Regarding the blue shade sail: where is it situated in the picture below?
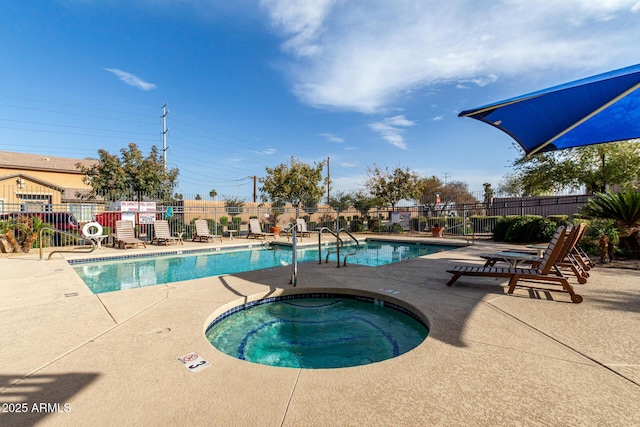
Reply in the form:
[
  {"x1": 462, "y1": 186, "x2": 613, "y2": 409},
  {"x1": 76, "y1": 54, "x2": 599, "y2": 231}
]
[{"x1": 458, "y1": 64, "x2": 640, "y2": 155}]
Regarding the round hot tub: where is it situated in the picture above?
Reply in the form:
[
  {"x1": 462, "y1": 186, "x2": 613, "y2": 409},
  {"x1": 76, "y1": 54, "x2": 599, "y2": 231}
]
[{"x1": 205, "y1": 292, "x2": 429, "y2": 369}]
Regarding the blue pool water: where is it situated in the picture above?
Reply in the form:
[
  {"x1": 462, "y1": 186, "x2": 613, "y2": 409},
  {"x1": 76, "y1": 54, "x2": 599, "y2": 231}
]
[
  {"x1": 73, "y1": 241, "x2": 457, "y2": 294},
  {"x1": 205, "y1": 295, "x2": 429, "y2": 369}
]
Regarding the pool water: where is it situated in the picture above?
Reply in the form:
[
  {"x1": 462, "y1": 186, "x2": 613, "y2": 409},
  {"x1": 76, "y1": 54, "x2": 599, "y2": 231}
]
[
  {"x1": 205, "y1": 296, "x2": 429, "y2": 369},
  {"x1": 73, "y1": 241, "x2": 456, "y2": 294}
]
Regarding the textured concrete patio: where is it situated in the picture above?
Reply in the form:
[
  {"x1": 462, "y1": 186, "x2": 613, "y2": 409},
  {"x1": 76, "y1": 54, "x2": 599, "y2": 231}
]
[{"x1": 1, "y1": 236, "x2": 638, "y2": 426}]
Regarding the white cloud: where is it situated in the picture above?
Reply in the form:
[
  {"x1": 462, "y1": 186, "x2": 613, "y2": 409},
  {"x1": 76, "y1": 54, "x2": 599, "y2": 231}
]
[
  {"x1": 369, "y1": 114, "x2": 415, "y2": 150},
  {"x1": 432, "y1": 116, "x2": 443, "y2": 121},
  {"x1": 262, "y1": 0, "x2": 640, "y2": 112},
  {"x1": 340, "y1": 161, "x2": 358, "y2": 167},
  {"x1": 252, "y1": 148, "x2": 277, "y2": 155},
  {"x1": 104, "y1": 68, "x2": 156, "y2": 90},
  {"x1": 320, "y1": 132, "x2": 344, "y2": 143},
  {"x1": 259, "y1": 0, "x2": 339, "y2": 57}
]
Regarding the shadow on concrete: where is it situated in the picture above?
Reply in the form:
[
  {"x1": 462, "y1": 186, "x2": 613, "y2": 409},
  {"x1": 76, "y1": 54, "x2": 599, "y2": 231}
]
[
  {"x1": 589, "y1": 289, "x2": 640, "y2": 314},
  {"x1": 0, "y1": 372, "x2": 99, "y2": 426}
]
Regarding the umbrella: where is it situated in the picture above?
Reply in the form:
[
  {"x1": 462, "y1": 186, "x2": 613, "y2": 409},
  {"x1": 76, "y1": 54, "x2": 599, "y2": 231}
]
[{"x1": 458, "y1": 63, "x2": 640, "y2": 156}]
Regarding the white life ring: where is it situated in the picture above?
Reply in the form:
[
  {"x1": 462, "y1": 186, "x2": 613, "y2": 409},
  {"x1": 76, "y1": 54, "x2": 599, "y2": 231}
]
[{"x1": 82, "y1": 221, "x2": 103, "y2": 238}]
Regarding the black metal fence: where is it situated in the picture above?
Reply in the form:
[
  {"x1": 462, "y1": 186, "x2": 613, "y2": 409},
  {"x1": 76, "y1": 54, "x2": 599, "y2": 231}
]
[{"x1": 0, "y1": 184, "x2": 596, "y2": 249}]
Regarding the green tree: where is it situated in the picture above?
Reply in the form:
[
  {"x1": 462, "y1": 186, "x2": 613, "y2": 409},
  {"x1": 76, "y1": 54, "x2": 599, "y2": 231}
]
[
  {"x1": 209, "y1": 189, "x2": 217, "y2": 199},
  {"x1": 419, "y1": 176, "x2": 443, "y2": 204},
  {"x1": 503, "y1": 140, "x2": 640, "y2": 194},
  {"x1": 77, "y1": 142, "x2": 179, "y2": 201},
  {"x1": 349, "y1": 190, "x2": 381, "y2": 219},
  {"x1": 365, "y1": 164, "x2": 422, "y2": 209},
  {"x1": 259, "y1": 157, "x2": 327, "y2": 218},
  {"x1": 327, "y1": 191, "x2": 352, "y2": 214},
  {"x1": 419, "y1": 176, "x2": 477, "y2": 214},
  {"x1": 223, "y1": 195, "x2": 245, "y2": 219}
]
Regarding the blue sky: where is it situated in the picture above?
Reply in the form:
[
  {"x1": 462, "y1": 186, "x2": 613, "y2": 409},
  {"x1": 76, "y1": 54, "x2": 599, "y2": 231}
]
[{"x1": 1, "y1": 1, "x2": 639, "y2": 200}]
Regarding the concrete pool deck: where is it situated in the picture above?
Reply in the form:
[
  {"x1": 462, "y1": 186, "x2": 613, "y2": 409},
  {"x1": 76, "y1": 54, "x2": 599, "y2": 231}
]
[{"x1": 1, "y1": 236, "x2": 638, "y2": 426}]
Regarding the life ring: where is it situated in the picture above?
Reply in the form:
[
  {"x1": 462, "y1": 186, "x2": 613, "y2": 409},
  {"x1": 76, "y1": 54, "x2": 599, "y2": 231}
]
[{"x1": 82, "y1": 221, "x2": 103, "y2": 238}]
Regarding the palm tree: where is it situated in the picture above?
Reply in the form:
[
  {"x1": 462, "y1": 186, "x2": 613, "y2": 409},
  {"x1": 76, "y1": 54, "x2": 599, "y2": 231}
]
[
  {"x1": 0, "y1": 217, "x2": 24, "y2": 253},
  {"x1": 20, "y1": 215, "x2": 50, "y2": 253},
  {"x1": 580, "y1": 189, "x2": 640, "y2": 258}
]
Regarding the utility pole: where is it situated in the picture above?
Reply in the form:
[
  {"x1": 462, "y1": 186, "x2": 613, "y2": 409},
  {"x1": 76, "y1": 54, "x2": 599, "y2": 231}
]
[
  {"x1": 161, "y1": 103, "x2": 169, "y2": 170},
  {"x1": 443, "y1": 172, "x2": 450, "y2": 186},
  {"x1": 247, "y1": 176, "x2": 257, "y2": 202}
]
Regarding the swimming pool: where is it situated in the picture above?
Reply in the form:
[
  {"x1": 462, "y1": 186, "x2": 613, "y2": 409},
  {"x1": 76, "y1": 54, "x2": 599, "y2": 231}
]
[
  {"x1": 72, "y1": 240, "x2": 458, "y2": 294},
  {"x1": 205, "y1": 293, "x2": 429, "y2": 369}
]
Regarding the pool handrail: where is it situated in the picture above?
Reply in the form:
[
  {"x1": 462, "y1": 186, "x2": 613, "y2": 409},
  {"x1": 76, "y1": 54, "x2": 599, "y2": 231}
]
[
  {"x1": 39, "y1": 227, "x2": 96, "y2": 260},
  {"x1": 338, "y1": 228, "x2": 360, "y2": 266},
  {"x1": 289, "y1": 226, "x2": 298, "y2": 287},
  {"x1": 281, "y1": 222, "x2": 298, "y2": 241},
  {"x1": 317, "y1": 227, "x2": 360, "y2": 267},
  {"x1": 443, "y1": 220, "x2": 475, "y2": 244},
  {"x1": 317, "y1": 227, "x2": 343, "y2": 266}
]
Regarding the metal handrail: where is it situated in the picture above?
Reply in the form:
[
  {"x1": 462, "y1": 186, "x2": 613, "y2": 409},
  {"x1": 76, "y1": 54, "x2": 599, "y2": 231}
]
[
  {"x1": 289, "y1": 227, "x2": 298, "y2": 287},
  {"x1": 442, "y1": 221, "x2": 475, "y2": 244},
  {"x1": 317, "y1": 227, "x2": 342, "y2": 265},
  {"x1": 338, "y1": 228, "x2": 360, "y2": 266},
  {"x1": 281, "y1": 222, "x2": 298, "y2": 241},
  {"x1": 39, "y1": 227, "x2": 96, "y2": 260},
  {"x1": 317, "y1": 227, "x2": 360, "y2": 267}
]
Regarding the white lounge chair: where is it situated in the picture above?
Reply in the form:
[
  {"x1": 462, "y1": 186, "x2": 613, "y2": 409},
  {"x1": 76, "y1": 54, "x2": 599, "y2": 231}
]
[
  {"x1": 113, "y1": 220, "x2": 146, "y2": 249},
  {"x1": 152, "y1": 220, "x2": 181, "y2": 245},
  {"x1": 296, "y1": 218, "x2": 312, "y2": 237},
  {"x1": 193, "y1": 219, "x2": 223, "y2": 243},
  {"x1": 247, "y1": 218, "x2": 275, "y2": 240}
]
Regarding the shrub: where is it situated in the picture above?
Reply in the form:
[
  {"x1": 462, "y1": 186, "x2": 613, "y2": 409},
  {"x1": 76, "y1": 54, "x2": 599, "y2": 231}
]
[
  {"x1": 389, "y1": 223, "x2": 404, "y2": 234},
  {"x1": 232, "y1": 216, "x2": 242, "y2": 229},
  {"x1": 503, "y1": 216, "x2": 556, "y2": 243},
  {"x1": 493, "y1": 215, "x2": 556, "y2": 243},
  {"x1": 493, "y1": 215, "x2": 558, "y2": 243},
  {"x1": 492, "y1": 216, "x2": 520, "y2": 241},
  {"x1": 350, "y1": 219, "x2": 365, "y2": 232},
  {"x1": 374, "y1": 223, "x2": 389, "y2": 233},
  {"x1": 547, "y1": 215, "x2": 569, "y2": 226}
]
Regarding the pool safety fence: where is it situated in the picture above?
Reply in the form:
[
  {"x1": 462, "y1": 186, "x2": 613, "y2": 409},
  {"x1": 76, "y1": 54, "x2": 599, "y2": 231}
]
[{"x1": 1, "y1": 184, "x2": 598, "y2": 250}]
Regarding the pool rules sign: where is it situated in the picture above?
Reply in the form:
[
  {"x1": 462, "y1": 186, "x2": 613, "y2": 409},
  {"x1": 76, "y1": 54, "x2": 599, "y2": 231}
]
[{"x1": 177, "y1": 352, "x2": 211, "y2": 373}]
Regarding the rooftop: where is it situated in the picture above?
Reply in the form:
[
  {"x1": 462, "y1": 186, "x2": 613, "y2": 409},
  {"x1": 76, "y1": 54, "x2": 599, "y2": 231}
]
[{"x1": 0, "y1": 150, "x2": 96, "y2": 173}]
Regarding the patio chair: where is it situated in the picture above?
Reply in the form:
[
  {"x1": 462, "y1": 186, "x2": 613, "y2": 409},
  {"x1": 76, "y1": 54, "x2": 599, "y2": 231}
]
[
  {"x1": 568, "y1": 223, "x2": 595, "y2": 271},
  {"x1": 247, "y1": 218, "x2": 275, "y2": 240},
  {"x1": 296, "y1": 218, "x2": 312, "y2": 237},
  {"x1": 113, "y1": 220, "x2": 147, "y2": 249},
  {"x1": 445, "y1": 226, "x2": 584, "y2": 303},
  {"x1": 151, "y1": 220, "x2": 181, "y2": 245},
  {"x1": 193, "y1": 219, "x2": 223, "y2": 243},
  {"x1": 480, "y1": 223, "x2": 589, "y2": 283}
]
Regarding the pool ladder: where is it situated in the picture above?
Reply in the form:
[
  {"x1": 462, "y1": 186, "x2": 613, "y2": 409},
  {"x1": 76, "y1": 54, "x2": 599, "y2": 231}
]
[{"x1": 317, "y1": 227, "x2": 360, "y2": 267}]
